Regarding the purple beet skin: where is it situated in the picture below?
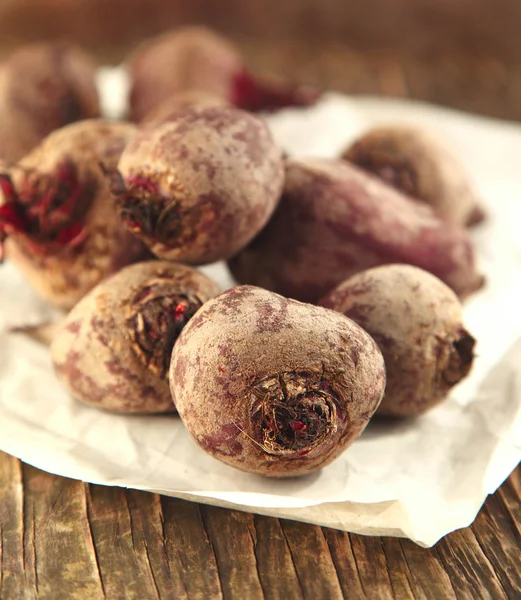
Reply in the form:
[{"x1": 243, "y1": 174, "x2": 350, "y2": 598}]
[
  {"x1": 0, "y1": 120, "x2": 148, "y2": 309},
  {"x1": 128, "y1": 26, "x2": 319, "y2": 123},
  {"x1": 320, "y1": 264, "x2": 476, "y2": 417},
  {"x1": 170, "y1": 285, "x2": 386, "y2": 478},
  {"x1": 229, "y1": 158, "x2": 484, "y2": 304},
  {"x1": 51, "y1": 261, "x2": 220, "y2": 413},
  {"x1": 106, "y1": 105, "x2": 285, "y2": 265},
  {"x1": 0, "y1": 42, "x2": 100, "y2": 165},
  {"x1": 343, "y1": 124, "x2": 485, "y2": 226}
]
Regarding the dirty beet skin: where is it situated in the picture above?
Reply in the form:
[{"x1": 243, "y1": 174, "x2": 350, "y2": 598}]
[
  {"x1": 0, "y1": 42, "x2": 99, "y2": 165},
  {"x1": 141, "y1": 90, "x2": 228, "y2": 128},
  {"x1": 343, "y1": 124, "x2": 485, "y2": 226},
  {"x1": 0, "y1": 120, "x2": 148, "y2": 309},
  {"x1": 320, "y1": 264, "x2": 476, "y2": 417},
  {"x1": 229, "y1": 158, "x2": 484, "y2": 304},
  {"x1": 128, "y1": 26, "x2": 318, "y2": 123},
  {"x1": 106, "y1": 105, "x2": 284, "y2": 265},
  {"x1": 51, "y1": 261, "x2": 220, "y2": 413},
  {"x1": 170, "y1": 285, "x2": 386, "y2": 478}
]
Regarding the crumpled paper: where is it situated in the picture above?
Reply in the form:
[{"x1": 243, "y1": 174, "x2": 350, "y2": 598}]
[{"x1": 1, "y1": 92, "x2": 521, "y2": 548}]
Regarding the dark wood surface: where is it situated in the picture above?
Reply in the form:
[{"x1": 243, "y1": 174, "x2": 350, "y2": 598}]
[
  {"x1": 1, "y1": 452, "x2": 520, "y2": 600},
  {"x1": 1, "y1": 31, "x2": 521, "y2": 600},
  {"x1": 2, "y1": 0, "x2": 521, "y2": 66}
]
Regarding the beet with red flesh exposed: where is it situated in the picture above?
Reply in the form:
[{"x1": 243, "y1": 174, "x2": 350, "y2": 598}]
[
  {"x1": 0, "y1": 120, "x2": 149, "y2": 309},
  {"x1": 319, "y1": 265, "x2": 476, "y2": 417},
  {"x1": 128, "y1": 26, "x2": 319, "y2": 123},
  {"x1": 0, "y1": 161, "x2": 92, "y2": 261},
  {"x1": 170, "y1": 285, "x2": 386, "y2": 478},
  {"x1": 107, "y1": 105, "x2": 285, "y2": 265},
  {"x1": 0, "y1": 42, "x2": 99, "y2": 165},
  {"x1": 343, "y1": 124, "x2": 485, "y2": 226},
  {"x1": 228, "y1": 158, "x2": 484, "y2": 304},
  {"x1": 51, "y1": 261, "x2": 220, "y2": 413},
  {"x1": 229, "y1": 68, "x2": 319, "y2": 113}
]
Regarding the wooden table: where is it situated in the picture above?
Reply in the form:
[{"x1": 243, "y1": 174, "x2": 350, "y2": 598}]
[
  {"x1": 1, "y1": 40, "x2": 521, "y2": 600},
  {"x1": 1, "y1": 453, "x2": 520, "y2": 599}
]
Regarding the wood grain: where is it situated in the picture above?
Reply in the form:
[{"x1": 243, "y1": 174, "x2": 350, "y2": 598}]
[
  {"x1": 0, "y1": 452, "x2": 520, "y2": 600},
  {"x1": 2, "y1": 0, "x2": 521, "y2": 66}
]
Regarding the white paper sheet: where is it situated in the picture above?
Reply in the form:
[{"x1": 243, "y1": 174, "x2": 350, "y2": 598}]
[{"x1": 1, "y1": 92, "x2": 521, "y2": 547}]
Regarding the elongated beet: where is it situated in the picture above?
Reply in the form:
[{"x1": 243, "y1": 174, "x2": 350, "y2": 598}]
[
  {"x1": 343, "y1": 125, "x2": 485, "y2": 226},
  {"x1": 170, "y1": 285, "x2": 386, "y2": 478},
  {"x1": 320, "y1": 265, "x2": 475, "y2": 417},
  {"x1": 229, "y1": 158, "x2": 484, "y2": 304},
  {"x1": 0, "y1": 43, "x2": 99, "y2": 165},
  {"x1": 128, "y1": 26, "x2": 319, "y2": 122},
  {"x1": 106, "y1": 105, "x2": 284, "y2": 264},
  {"x1": 52, "y1": 261, "x2": 220, "y2": 413},
  {"x1": 0, "y1": 120, "x2": 148, "y2": 309}
]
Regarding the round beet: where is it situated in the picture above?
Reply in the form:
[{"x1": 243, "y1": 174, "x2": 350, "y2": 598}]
[
  {"x1": 320, "y1": 265, "x2": 475, "y2": 417},
  {"x1": 0, "y1": 120, "x2": 148, "y2": 309},
  {"x1": 0, "y1": 43, "x2": 99, "y2": 165},
  {"x1": 343, "y1": 125, "x2": 485, "y2": 226},
  {"x1": 141, "y1": 90, "x2": 228, "y2": 128},
  {"x1": 229, "y1": 158, "x2": 484, "y2": 304},
  {"x1": 128, "y1": 26, "x2": 319, "y2": 122},
  {"x1": 170, "y1": 285, "x2": 386, "y2": 478},
  {"x1": 52, "y1": 261, "x2": 220, "y2": 413},
  {"x1": 105, "y1": 105, "x2": 284, "y2": 264}
]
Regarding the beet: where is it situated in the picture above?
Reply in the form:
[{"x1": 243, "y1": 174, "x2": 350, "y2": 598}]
[
  {"x1": 128, "y1": 26, "x2": 319, "y2": 122},
  {"x1": 106, "y1": 105, "x2": 284, "y2": 265},
  {"x1": 141, "y1": 90, "x2": 228, "y2": 128},
  {"x1": 320, "y1": 265, "x2": 476, "y2": 417},
  {"x1": 51, "y1": 261, "x2": 220, "y2": 413},
  {"x1": 229, "y1": 158, "x2": 484, "y2": 304},
  {"x1": 343, "y1": 124, "x2": 485, "y2": 226},
  {"x1": 0, "y1": 43, "x2": 99, "y2": 165},
  {"x1": 170, "y1": 285, "x2": 386, "y2": 478},
  {"x1": 0, "y1": 120, "x2": 148, "y2": 309}
]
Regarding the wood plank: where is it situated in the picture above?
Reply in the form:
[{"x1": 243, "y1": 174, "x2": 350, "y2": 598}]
[
  {"x1": 347, "y1": 534, "x2": 396, "y2": 600},
  {"x1": 434, "y1": 528, "x2": 508, "y2": 600},
  {"x1": 160, "y1": 498, "x2": 224, "y2": 600},
  {"x1": 497, "y1": 471, "x2": 521, "y2": 544},
  {"x1": 20, "y1": 464, "x2": 104, "y2": 600},
  {"x1": 125, "y1": 489, "x2": 190, "y2": 600},
  {"x1": 396, "y1": 539, "x2": 457, "y2": 600},
  {"x1": 322, "y1": 529, "x2": 367, "y2": 600},
  {"x1": 279, "y1": 520, "x2": 344, "y2": 600},
  {"x1": 470, "y1": 493, "x2": 521, "y2": 598},
  {"x1": 380, "y1": 538, "x2": 425, "y2": 600},
  {"x1": 199, "y1": 505, "x2": 265, "y2": 600},
  {"x1": 252, "y1": 515, "x2": 304, "y2": 600},
  {"x1": 0, "y1": 451, "x2": 520, "y2": 599},
  {"x1": 0, "y1": 454, "x2": 27, "y2": 600},
  {"x1": 86, "y1": 485, "x2": 188, "y2": 600}
]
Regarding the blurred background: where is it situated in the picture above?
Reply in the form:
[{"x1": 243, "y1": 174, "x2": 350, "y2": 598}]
[{"x1": 0, "y1": 0, "x2": 519, "y2": 120}]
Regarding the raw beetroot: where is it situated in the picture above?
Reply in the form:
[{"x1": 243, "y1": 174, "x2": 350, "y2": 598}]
[
  {"x1": 0, "y1": 43, "x2": 99, "y2": 165},
  {"x1": 170, "y1": 285, "x2": 386, "y2": 478},
  {"x1": 128, "y1": 26, "x2": 319, "y2": 122},
  {"x1": 51, "y1": 261, "x2": 220, "y2": 413},
  {"x1": 141, "y1": 90, "x2": 228, "y2": 128},
  {"x1": 320, "y1": 265, "x2": 476, "y2": 417},
  {"x1": 0, "y1": 120, "x2": 148, "y2": 309},
  {"x1": 343, "y1": 124, "x2": 485, "y2": 226},
  {"x1": 229, "y1": 158, "x2": 484, "y2": 304},
  {"x1": 106, "y1": 105, "x2": 284, "y2": 265}
]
